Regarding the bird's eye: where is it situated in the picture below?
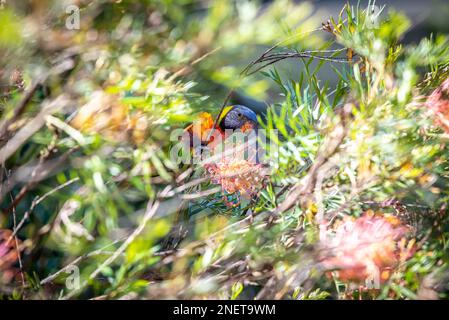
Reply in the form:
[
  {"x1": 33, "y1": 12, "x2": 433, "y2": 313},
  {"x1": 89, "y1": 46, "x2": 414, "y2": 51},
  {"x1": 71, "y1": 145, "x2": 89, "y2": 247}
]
[{"x1": 237, "y1": 112, "x2": 242, "y2": 118}]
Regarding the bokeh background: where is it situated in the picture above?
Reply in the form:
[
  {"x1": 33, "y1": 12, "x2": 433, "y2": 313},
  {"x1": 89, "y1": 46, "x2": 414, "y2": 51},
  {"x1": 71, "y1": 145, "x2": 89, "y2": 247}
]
[{"x1": 1, "y1": 0, "x2": 449, "y2": 300}]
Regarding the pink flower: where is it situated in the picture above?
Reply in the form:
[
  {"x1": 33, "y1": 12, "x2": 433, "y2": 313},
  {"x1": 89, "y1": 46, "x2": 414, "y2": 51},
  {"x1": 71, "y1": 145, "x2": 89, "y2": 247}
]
[
  {"x1": 0, "y1": 229, "x2": 20, "y2": 284},
  {"x1": 204, "y1": 159, "x2": 268, "y2": 199},
  {"x1": 319, "y1": 214, "x2": 413, "y2": 283},
  {"x1": 425, "y1": 78, "x2": 449, "y2": 133}
]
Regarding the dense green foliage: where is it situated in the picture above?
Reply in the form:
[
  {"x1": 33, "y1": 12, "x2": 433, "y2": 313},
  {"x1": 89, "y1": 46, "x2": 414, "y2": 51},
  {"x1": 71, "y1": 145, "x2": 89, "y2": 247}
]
[{"x1": 1, "y1": 1, "x2": 449, "y2": 300}]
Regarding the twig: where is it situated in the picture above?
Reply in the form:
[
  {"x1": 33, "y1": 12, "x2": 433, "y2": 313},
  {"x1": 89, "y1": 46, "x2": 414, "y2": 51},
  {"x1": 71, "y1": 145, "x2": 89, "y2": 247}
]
[
  {"x1": 240, "y1": 26, "x2": 324, "y2": 77},
  {"x1": 5, "y1": 169, "x2": 25, "y2": 288},
  {"x1": 0, "y1": 59, "x2": 75, "y2": 142},
  {"x1": 273, "y1": 103, "x2": 352, "y2": 214},
  {"x1": 168, "y1": 47, "x2": 223, "y2": 82},
  {"x1": 205, "y1": 89, "x2": 234, "y2": 143},
  {"x1": 0, "y1": 75, "x2": 47, "y2": 141},
  {"x1": 179, "y1": 186, "x2": 221, "y2": 200},
  {"x1": 0, "y1": 94, "x2": 70, "y2": 164},
  {"x1": 40, "y1": 245, "x2": 124, "y2": 286},
  {"x1": 62, "y1": 199, "x2": 160, "y2": 299},
  {"x1": 0, "y1": 147, "x2": 78, "y2": 207},
  {"x1": 5, "y1": 177, "x2": 80, "y2": 246},
  {"x1": 243, "y1": 50, "x2": 352, "y2": 77}
]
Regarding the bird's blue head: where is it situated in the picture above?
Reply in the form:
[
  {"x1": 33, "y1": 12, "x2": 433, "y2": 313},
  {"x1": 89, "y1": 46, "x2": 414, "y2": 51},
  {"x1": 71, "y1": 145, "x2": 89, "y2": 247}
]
[{"x1": 218, "y1": 105, "x2": 258, "y2": 131}]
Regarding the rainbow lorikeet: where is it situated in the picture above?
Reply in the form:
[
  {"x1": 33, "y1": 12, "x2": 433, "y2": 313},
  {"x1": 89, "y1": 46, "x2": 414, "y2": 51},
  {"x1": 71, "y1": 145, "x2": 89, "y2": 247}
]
[{"x1": 183, "y1": 105, "x2": 268, "y2": 202}]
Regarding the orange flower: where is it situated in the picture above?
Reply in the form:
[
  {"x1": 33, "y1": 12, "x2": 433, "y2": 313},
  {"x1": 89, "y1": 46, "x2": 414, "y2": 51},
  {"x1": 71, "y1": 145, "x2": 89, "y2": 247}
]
[
  {"x1": 425, "y1": 78, "x2": 449, "y2": 133},
  {"x1": 319, "y1": 214, "x2": 413, "y2": 284}
]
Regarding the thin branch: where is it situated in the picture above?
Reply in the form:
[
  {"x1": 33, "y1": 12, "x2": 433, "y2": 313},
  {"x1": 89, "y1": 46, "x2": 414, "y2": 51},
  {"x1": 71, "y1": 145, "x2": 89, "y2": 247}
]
[
  {"x1": 0, "y1": 59, "x2": 75, "y2": 142},
  {"x1": 62, "y1": 199, "x2": 161, "y2": 299},
  {"x1": 40, "y1": 244, "x2": 124, "y2": 286},
  {"x1": 273, "y1": 103, "x2": 352, "y2": 214},
  {"x1": 5, "y1": 169, "x2": 26, "y2": 288},
  {"x1": 205, "y1": 89, "x2": 234, "y2": 143},
  {"x1": 5, "y1": 177, "x2": 80, "y2": 246},
  {"x1": 0, "y1": 94, "x2": 70, "y2": 164}
]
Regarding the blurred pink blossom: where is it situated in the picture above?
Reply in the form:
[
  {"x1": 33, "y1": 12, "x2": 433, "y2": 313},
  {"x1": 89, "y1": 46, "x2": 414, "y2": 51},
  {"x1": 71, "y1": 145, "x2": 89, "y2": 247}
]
[
  {"x1": 0, "y1": 229, "x2": 20, "y2": 284},
  {"x1": 425, "y1": 78, "x2": 449, "y2": 133},
  {"x1": 204, "y1": 159, "x2": 268, "y2": 199},
  {"x1": 319, "y1": 214, "x2": 413, "y2": 284}
]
